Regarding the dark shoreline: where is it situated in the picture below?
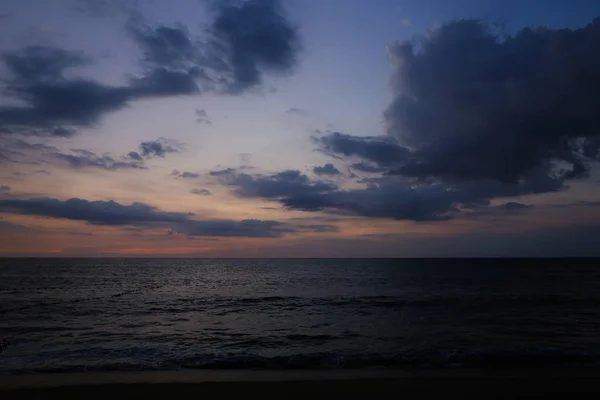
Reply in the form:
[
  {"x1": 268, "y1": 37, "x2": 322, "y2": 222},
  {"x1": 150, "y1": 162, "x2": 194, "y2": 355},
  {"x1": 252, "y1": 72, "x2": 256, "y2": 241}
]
[{"x1": 3, "y1": 370, "x2": 600, "y2": 398}]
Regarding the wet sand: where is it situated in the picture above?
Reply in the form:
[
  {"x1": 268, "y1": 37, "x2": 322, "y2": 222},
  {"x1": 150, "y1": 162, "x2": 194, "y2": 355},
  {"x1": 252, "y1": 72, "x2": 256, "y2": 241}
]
[{"x1": 2, "y1": 370, "x2": 600, "y2": 398}]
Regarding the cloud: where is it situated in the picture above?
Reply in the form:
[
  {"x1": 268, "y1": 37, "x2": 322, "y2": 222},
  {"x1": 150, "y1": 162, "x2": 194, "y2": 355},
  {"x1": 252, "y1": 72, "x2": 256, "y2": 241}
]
[
  {"x1": 384, "y1": 18, "x2": 600, "y2": 184},
  {"x1": 304, "y1": 18, "x2": 600, "y2": 223},
  {"x1": 130, "y1": 23, "x2": 197, "y2": 70},
  {"x1": 36, "y1": 170, "x2": 51, "y2": 175},
  {"x1": 127, "y1": 0, "x2": 301, "y2": 94},
  {"x1": 195, "y1": 108, "x2": 212, "y2": 125},
  {"x1": 171, "y1": 169, "x2": 200, "y2": 179},
  {"x1": 0, "y1": 148, "x2": 24, "y2": 164},
  {"x1": 209, "y1": 167, "x2": 237, "y2": 176},
  {"x1": 293, "y1": 224, "x2": 339, "y2": 233},
  {"x1": 350, "y1": 162, "x2": 388, "y2": 173},
  {"x1": 0, "y1": 197, "x2": 190, "y2": 225},
  {"x1": 313, "y1": 132, "x2": 408, "y2": 167},
  {"x1": 215, "y1": 168, "x2": 483, "y2": 221},
  {"x1": 5, "y1": 139, "x2": 58, "y2": 152},
  {"x1": 191, "y1": 188, "x2": 212, "y2": 195},
  {"x1": 0, "y1": 46, "x2": 132, "y2": 137},
  {"x1": 0, "y1": 138, "x2": 58, "y2": 165},
  {"x1": 138, "y1": 137, "x2": 184, "y2": 157},
  {"x1": 313, "y1": 163, "x2": 340, "y2": 176},
  {"x1": 281, "y1": 181, "x2": 456, "y2": 221},
  {"x1": 125, "y1": 22, "x2": 207, "y2": 97},
  {"x1": 285, "y1": 107, "x2": 306, "y2": 115},
  {"x1": 225, "y1": 170, "x2": 337, "y2": 199},
  {"x1": 0, "y1": 186, "x2": 10, "y2": 194},
  {"x1": 226, "y1": 168, "x2": 551, "y2": 222},
  {"x1": 400, "y1": 18, "x2": 412, "y2": 27},
  {"x1": 0, "y1": 196, "x2": 292, "y2": 237},
  {"x1": 206, "y1": 0, "x2": 301, "y2": 93},
  {"x1": 214, "y1": 168, "x2": 459, "y2": 221},
  {"x1": 0, "y1": 0, "x2": 301, "y2": 137},
  {"x1": 50, "y1": 150, "x2": 145, "y2": 170},
  {"x1": 130, "y1": 67, "x2": 200, "y2": 97},
  {"x1": 128, "y1": 151, "x2": 143, "y2": 161}
]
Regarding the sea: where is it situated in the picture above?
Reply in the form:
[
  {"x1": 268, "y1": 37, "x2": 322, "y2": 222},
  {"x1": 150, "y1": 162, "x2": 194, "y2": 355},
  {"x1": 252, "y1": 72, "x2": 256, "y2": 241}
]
[{"x1": 1, "y1": 258, "x2": 599, "y2": 374}]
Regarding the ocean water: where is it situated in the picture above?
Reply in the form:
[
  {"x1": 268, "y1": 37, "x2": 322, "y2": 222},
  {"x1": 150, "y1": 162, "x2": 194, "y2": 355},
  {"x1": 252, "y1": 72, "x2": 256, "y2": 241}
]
[{"x1": 1, "y1": 258, "x2": 600, "y2": 373}]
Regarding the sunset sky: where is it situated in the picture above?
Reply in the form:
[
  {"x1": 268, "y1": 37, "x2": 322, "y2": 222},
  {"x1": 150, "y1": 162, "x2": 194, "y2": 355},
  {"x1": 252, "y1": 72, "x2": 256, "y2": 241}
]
[{"x1": 1, "y1": 0, "x2": 600, "y2": 257}]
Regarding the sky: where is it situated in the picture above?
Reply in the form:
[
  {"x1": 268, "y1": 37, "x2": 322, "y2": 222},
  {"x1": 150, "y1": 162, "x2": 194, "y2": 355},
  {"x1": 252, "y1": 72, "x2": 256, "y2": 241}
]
[{"x1": 1, "y1": 0, "x2": 600, "y2": 257}]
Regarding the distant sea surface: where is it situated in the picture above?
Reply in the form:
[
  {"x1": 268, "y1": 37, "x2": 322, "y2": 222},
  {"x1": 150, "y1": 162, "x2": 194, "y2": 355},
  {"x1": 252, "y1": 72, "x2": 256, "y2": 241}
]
[{"x1": 1, "y1": 258, "x2": 600, "y2": 373}]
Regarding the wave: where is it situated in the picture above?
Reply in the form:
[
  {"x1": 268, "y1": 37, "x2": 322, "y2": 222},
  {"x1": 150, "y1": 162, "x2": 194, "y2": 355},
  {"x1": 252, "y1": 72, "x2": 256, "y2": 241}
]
[
  {"x1": 6, "y1": 293, "x2": 600, "y2": 317},
  {"x1": 4, "y1": 348, "x2": 600, "y2": 374}
]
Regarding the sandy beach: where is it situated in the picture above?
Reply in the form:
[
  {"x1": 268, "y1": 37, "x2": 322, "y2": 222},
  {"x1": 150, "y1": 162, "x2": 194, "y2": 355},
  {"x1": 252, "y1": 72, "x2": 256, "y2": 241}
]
[{"x1": 2, "y1": 370, "x2": 600, "y2": 398}]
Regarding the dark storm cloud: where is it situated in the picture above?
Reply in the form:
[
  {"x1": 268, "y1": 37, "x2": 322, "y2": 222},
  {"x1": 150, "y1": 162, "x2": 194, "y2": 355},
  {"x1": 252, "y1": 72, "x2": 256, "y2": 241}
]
[
  {"x1": 384, "y1": 18, "x2": 600, "y2": 183},
  {"x1": 305, "y1": 18, "x2": 600, "y2": 223},
  {"x1": 0, "y1": 196, "x2": 293, "y2": 237},
  {"x1": 0, "y1": 46, "x2": 132, "y2": 136},
  {"x1": 206, "y1": 0, "x2": 301, "y2": 93},
  {"x1": 50, "y1": 151, "x2": 145, "y2": 170},
  {"x1": 138, "y1": 137, "x2": 183, "y2": 157},
  {"x1": 313, "y1": 163, "x2": 340, "y2": 176},
  {"x1": 171, "y1": 170, "x2": 200, "y2": 179},
  {"x1": 281, "y1": 182, "x2": 456, "y2": 221},
  {"x1": 313, "y1": 132, "x2": 408, "y2": 167},
  {"x1": 226, "y1": 170, "x2": 337, "y2": 199},
  {"x1": 126, "y1": 21, "x2": 210, "y2": 97},
  {"x1": 0, "y1": 197, "x2": 190, "y2": 225},
  {"x1": 127, "y1": 0, "x2": 301, "y2": 94},
  {"x1": 2, "y1": 46, "x2": 88, "y2": 82},
  {"x1": 228, "y1": 168, "x2": 550, "y2": 222},
  {"x1": 191, "y1": 188, "x2": 212, "y2": 195},
  {"x1": 216, "y1": 168, "x2": 458, "y2": 221},
  {"x1": 0, "y1": 0, "x2": 301, "y2": 137}
]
